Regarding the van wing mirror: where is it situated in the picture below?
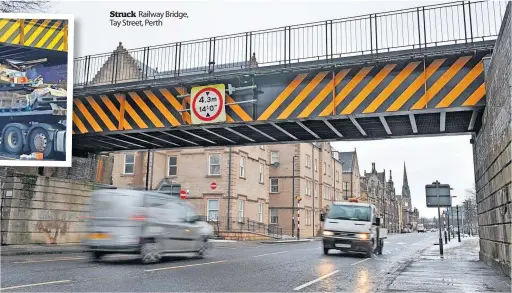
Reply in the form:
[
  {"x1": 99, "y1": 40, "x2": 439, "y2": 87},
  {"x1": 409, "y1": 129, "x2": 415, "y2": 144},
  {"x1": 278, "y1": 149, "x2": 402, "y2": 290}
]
[
  {"x1": 320, "y1": 213, "x2": 325, "y2": 222},
  {"x1": 375, "y1": 217, "x2": 381, "y2": 226}
]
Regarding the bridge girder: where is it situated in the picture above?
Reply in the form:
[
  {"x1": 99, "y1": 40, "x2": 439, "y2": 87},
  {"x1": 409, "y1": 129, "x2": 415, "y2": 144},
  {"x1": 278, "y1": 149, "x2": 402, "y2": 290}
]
[{"x1": 72, "y1": 46, "x2": 489, "y2": 154}]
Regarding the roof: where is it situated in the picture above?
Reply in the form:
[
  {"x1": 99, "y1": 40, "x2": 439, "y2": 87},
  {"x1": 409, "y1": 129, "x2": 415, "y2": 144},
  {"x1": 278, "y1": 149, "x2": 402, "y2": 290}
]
[{"x1": 339, "y1": 151, "x2": 355, "y2": 173}]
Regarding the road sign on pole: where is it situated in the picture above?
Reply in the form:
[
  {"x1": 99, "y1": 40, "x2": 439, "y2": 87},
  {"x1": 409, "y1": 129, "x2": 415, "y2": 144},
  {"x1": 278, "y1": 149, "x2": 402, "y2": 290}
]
[
  {"x1": 210, "y1": 182, "x2": 217, "y2": 190},
  {"x1": 180, "y1": 190, "x2": 187, "y2": 200},
  {"x1": 190, "y1": 84, "x2": 226, "y2": 125}
]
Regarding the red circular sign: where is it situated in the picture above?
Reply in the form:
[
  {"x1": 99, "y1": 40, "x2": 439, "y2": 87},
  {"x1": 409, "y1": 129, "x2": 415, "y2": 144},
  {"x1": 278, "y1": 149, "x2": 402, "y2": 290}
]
[
  {"x1": 180, "y1": 190, "x2": 187, "y2": 200},
  {"x1": 191, "y1": 87, "x2": 224, "y2": 122},
  {"x1": 210, "y1": 182, "x2": 217, "y2": 190}
]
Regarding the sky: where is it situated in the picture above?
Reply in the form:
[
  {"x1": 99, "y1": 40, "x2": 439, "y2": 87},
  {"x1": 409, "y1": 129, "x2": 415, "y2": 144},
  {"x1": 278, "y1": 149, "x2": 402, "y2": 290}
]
[{"x1": 47, "y1": 0, "x2": 480, "y2": 218}]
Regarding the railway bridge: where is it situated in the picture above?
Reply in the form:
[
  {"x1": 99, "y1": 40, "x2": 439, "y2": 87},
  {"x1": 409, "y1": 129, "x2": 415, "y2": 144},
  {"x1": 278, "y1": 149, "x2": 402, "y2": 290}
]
[{"x1": 71, "y1": 1, "x2": 507, "y2": 155}]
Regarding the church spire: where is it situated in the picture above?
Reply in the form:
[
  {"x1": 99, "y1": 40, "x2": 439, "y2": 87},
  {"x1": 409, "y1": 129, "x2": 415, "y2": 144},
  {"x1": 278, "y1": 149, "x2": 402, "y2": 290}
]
[{"x1": 402, "y1": 162, "x2": 410, "y2": 199}]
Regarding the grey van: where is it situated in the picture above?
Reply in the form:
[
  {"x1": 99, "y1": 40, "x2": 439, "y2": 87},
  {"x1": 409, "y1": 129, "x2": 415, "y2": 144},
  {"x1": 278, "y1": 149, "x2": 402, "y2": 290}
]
[{"x1": 83, "y1": 189, "x2": 213, "y2": 264}]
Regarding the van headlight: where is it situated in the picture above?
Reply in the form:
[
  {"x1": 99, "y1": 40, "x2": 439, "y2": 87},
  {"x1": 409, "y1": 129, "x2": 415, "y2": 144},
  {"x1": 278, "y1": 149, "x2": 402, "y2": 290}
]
[
  {"x1": 323, "y1": 231, "x2": 334, "y2": 236},
  {"x1": 357, "y1": 233, "x2": 370, "y2": 240}
]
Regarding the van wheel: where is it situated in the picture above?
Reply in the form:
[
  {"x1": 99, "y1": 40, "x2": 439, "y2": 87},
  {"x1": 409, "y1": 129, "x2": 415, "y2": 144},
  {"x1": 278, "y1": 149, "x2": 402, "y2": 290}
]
[
  {"x1": 140, "y1": 242, "x2": 162, "y2": 264},
  {"x1": 197, "y1": 237, "x2": 211, "y2": 258},
  {"x1": 91, "y1": 251, "x2": 104, "y2": 261}
]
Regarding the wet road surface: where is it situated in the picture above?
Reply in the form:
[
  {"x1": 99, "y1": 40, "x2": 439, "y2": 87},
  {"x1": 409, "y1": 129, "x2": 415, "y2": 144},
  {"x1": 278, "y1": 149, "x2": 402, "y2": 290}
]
[{"x1": 1, "y1": 233, "x2": 506, "y2": 292}]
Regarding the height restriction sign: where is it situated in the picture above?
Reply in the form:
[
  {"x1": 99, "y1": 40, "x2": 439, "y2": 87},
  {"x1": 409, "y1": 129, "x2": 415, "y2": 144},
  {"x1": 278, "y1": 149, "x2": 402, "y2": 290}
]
[{"x1": 190, "y1": 84, "x2": 226, "y2": 125}]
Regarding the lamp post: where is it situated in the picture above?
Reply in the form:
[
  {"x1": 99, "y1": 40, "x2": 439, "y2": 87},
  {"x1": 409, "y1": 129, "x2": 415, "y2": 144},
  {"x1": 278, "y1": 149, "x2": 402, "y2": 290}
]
[
  {"x1": 432, "y1": 180, "x2": 444, "y2": 255},
  {"x1": 291, "y1": 155, "x2": 299, "y2": 237},
  {"x1": 450, "y1": 195, "x2": 457, "y2": 238},
  {"x1": 456, "y1": 205, "x2": 461, "y2": 242}
]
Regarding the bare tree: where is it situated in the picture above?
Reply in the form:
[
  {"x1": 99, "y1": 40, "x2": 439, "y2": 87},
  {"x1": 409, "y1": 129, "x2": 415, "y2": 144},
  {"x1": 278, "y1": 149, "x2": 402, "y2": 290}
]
[
  {"x1": 463, "y1": 186, "x2": 478, "y2": 235},
  {"x1": 0, "y1": 0, "x2": 50, "y2": 13}
]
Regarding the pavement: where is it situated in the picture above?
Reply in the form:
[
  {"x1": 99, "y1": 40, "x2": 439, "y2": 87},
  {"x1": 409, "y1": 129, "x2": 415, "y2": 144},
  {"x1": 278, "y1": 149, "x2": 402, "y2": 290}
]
[{"x1": 0, "y1": 232, "x2": 509, "y2": 292}]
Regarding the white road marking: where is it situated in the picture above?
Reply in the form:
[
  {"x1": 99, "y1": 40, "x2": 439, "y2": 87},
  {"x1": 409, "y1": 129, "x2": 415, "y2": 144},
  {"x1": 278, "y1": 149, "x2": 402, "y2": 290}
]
[
  {"x1": 384, "y1": 241, "x2": 391, "y2": 244},
  {"x1": 396, "y1": 242, "x2": 406, "y2": 245},
  {"x1": 0, "y1": 280, "x2": 71, "y2": 291},
  {"x1": 144, "y1": 260, "x2": 226, "y2": 272},
  {"x1": 13, "y1": 257, "x2": 86, "y2": 264},
  {"x1": 293, "y1": 270, "x2": 339, "y2": 291},
  {"x1": 253, "y1": 248, "x2": 317, "y2": 258},
  {"x1": 253, "y1": 250, "x2": 291, "y2": 258},
  {"x1": 351, "y1": 258, "x2": 371, "y2": 265}
]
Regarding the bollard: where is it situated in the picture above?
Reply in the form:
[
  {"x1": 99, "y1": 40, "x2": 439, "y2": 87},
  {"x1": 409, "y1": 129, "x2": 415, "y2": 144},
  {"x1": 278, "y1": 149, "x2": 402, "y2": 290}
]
[{"x1": 444, "y1": 230, "x2": 448, "y2": 244}]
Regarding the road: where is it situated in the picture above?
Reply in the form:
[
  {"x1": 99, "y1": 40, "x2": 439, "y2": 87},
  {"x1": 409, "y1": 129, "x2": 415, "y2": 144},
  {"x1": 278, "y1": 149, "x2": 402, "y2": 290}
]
[{"x1": 1, "y1": 232, "x2": 438, "y2": 292}]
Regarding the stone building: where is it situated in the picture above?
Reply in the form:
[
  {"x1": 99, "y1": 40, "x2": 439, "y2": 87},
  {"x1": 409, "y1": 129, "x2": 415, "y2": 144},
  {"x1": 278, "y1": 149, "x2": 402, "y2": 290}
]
[
  {"x1": 112, "y1": 146, "x2": 271, "y2": 230},
  {"x1": 111, "y1": 142, "x2": 343, "y2": 237},
  {"x1": 360, "y1": 162, "x2": 417, "y2": 233},
  {"x1": 337, "y1": 150, "x2": 361, "y2": 199},
  {"x1": 268, "y1": 142, "x2": 342, "y2": 237}
]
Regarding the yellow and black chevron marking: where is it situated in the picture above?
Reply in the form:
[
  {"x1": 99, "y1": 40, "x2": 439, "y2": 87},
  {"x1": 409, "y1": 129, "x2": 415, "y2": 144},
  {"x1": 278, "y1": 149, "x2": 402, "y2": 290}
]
[
  {"x1": 0, "y1": 18, "x2": 68, "y2": 52},
  {"x1": 257, "y1": 55, "x2": 486, "y2": 121},
  {"x1": 72, "y1": 87, "x2": 253, "y2": 134}
]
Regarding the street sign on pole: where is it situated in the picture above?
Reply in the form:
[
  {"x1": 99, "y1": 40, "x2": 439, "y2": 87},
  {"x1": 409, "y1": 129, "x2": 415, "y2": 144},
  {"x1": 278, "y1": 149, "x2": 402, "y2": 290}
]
[
  {"x1": 210, "y1": 182, "x2": 217, "y2": 190},
  {"x1": 180, "y1": 190, "x2": 187, "y2": 200},
  {"x1": 190, "y1": 84, "x2": 226, "y2": 125},
  {"x1": 425, "y1": 183, "x2": 452, "y2": 207}
]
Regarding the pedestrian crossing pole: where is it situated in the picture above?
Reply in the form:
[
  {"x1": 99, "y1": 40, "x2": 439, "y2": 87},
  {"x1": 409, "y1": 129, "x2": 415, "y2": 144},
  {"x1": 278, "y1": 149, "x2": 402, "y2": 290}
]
[{"x1": 296, "y1": 195, "x2": 302, "y2": 240}]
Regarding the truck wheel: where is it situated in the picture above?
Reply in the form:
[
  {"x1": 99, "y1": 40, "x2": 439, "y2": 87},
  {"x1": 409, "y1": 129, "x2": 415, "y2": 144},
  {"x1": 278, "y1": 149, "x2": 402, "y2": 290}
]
[
  {"x1": 28, "y1": 127, "x2": 53, "y2": 158},
  {"x1": 378, "y1": 240, "x2": 384, "y2": 255},
  {"x1": 3, "y1": 125, "x2": 25, "y2": 155}
]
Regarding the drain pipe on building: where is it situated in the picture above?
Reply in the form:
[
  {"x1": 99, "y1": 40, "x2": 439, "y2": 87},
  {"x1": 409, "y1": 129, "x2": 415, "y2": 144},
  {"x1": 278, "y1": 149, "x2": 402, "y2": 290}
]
[{"x1": 227, "y1": 146, "x2": 232, "y2": 231}]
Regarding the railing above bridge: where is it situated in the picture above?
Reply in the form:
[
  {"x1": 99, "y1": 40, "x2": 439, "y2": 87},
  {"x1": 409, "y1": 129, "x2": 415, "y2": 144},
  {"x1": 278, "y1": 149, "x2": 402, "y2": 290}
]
[{"x1": 73, "y1": 1, "x2": 507, "y2": 88}]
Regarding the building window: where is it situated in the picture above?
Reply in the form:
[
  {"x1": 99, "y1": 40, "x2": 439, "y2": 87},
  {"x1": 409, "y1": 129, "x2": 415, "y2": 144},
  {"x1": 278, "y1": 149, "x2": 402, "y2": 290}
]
[
  {"x1": 305, "y1": 154, "x2": 311, "y2": 168},
  {"x1": 238, "y1": 199, "x2": 244, "y2": 222},
  {"x1": 324, "y1": 162, "x2": 327, "y2": 174},
  {"x1": 207, "y1": 199, "x2": 219, "y2": 221},
  {"x1": 124, "y1": 153, "x2": 135, "y2": 174},
  {"x1": 271, "y1": 151, "x2": 279, "y2": 164},
  {"x1": 306, "y1": 180, "x2": 311, "y2": 196},
  {"x1": 306, "y1": 209, "x2": 312, "y2": 226},
  {"x1": 270, "y1": 208, "x2": 278, "y2": 224},
  {"x1": 168, "y1": 156, "x2": 177, "y2": 176},
  {"x1": 336, "y1": 170, "x2": 339, "y2": 182},
  {"x1": 315, "y1": 159, "x2": 318, "y2": 172},
  {"x1": 259, "y1": 163, "x2": 264, "y2": 183},
  {"x1": 239, "y1": 156, "x2": 245, "y2": 178},
  {"x1": 258, "y1": 203, "x2": 263, "y2": 223},
  {"x1": 314, "y1": 182, "x2": 318, "y2": 198},
  {"x1": 208, "y1": 154, "x2": 221, "y2": 175},
  {"x1": 270, "y1": 178, "x2": 279, "y2": 193}
]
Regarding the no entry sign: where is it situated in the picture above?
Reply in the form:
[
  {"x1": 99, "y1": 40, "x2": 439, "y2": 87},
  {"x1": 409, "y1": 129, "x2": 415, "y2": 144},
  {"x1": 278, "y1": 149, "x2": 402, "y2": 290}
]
[
  {"x1": 210, "y1": 182, "x2": 217, "y2": 190},
  {"x1": 190, "y1": 84, "x2": 226, "y2": 125},
  {"x1": 180, "y1": 190, "x2": 187, "y2": 199}
]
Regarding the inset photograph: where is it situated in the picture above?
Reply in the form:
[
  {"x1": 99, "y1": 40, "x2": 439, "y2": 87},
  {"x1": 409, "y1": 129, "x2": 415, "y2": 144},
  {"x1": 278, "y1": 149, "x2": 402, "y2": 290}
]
[{"x1": 0, "y1": 14, "x2": 73, "y2": 166}]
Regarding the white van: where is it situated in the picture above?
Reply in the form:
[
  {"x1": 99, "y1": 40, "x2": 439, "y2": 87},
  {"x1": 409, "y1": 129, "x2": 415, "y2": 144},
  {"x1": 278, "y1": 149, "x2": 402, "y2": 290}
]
[{"x1": 84, "y1": 189, "x2": 214, "y2": 264}]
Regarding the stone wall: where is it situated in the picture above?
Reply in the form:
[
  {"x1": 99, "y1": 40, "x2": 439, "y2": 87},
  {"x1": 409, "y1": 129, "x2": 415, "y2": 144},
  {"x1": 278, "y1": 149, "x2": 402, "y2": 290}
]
[
  {"x1": 0, "y1": 172, "x2": 94, "y2": 245},
  {"x1": 473, "y1": 2, "x2": 511, "y2": 277}
]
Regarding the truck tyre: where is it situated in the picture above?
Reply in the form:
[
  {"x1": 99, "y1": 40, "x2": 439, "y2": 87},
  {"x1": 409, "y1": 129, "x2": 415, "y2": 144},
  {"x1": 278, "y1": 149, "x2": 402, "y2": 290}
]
[
  {"x1": 2, "y1": 125, "x2": 24, "y2": 155},
  {"x1": 377, "y1": 239, "x2": 384, "y2": 255},
  {"x1": 27, "y1": 126, "x2": 53, "y2": 158}
]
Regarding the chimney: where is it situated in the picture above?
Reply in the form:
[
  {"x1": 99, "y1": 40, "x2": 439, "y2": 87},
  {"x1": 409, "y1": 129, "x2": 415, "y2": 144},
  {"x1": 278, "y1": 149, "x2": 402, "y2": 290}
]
[{"x1": 372, "y1": 162, "x2": 376, "y2": 172}]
